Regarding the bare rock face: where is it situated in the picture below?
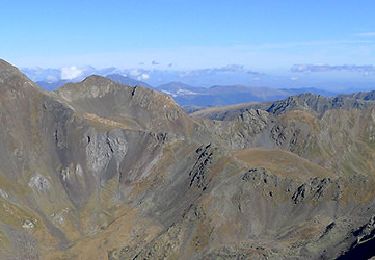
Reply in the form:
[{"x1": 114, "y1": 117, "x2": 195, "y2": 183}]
[
  {"x1": 1, "y1": 59, "x2": 375, "y2": 259},
  {"x1": 28, "y1": 174, "x2": 51, "y2": 192},
  {"x1": 85, "y1": 128, "x2": 127, "y2": 176},
  {"x1": 189, "y1": 144, "x2": 214, "y2": 190}
]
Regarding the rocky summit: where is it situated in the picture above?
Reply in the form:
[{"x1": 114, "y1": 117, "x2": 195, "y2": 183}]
[{"x1": 1, "y1": 59, "x2": 375, "y2": 259}]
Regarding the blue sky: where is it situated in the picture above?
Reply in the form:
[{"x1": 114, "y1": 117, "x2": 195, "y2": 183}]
[{"x1": 1, "y1": 0, "x2": 375, "y2": 70}]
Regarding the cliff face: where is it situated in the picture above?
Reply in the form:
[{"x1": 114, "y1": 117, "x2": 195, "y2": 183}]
[{"x1": 0, "y1": 59, "x2": 375, "y2": 259}]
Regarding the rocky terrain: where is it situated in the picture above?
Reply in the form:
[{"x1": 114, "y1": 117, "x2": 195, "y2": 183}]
[
  {"x1": 1, "y1": 59, "x2": 375, "y2": 259},
  {"x1": 191, "y1": 91, "x2": 375, "y2": 120}
]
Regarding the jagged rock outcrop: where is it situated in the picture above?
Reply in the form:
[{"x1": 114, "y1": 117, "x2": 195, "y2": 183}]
[
  {"x1": 267, "y1": 93, "x2": 331, "y2": 115},
  {"x1": 189, "y1": 144, "x2": 214, "y2": 190}
]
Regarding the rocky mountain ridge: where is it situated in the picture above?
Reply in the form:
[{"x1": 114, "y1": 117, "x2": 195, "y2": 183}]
[
  {"x1": 0, "y1": 59, "x2": 375, "y2": 259},
  {"x1": 192, "y1": 90, "x2": 375, "y2": 121}
]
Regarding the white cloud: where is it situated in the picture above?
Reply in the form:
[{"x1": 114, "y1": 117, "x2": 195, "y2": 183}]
[
  {"x1": 130, "y1": 70, "x2": 150, "y2": 80},
  {"x1": 60, "y1": 66, "x2": 83, "y2": 80},
  {"x1": 137, "y1": 73, "x2": 150, "y2": 80}
]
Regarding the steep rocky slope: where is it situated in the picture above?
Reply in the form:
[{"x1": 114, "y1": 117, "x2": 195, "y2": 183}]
[{"x1": 0, "y1": 59, "x2": 375, "y2": 259}]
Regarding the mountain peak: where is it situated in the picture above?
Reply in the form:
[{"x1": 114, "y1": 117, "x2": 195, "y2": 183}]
[
  {"x1": 0, "y1": 59, "x2": 13, "y2": 68},
  {"x1": 82, "y1": 74, "x2": 110, "y2": 82},
  {"x1": 0, "y1": 59, "x2": 24, "y2": 79},
  {"x1": 106, "y1": 74, "x2": 152, "y2": 88},
  {"x1": 80, "y1": 74, "x2": 114, "y2": 86},
  {"x1": 55, "y1": 75, "x2": 117, "y2": 102},
  {"x1": 55, "y1": 74, "x2": 192, "y2": 133},
  {"x1": 0, "y1": 58, "x2": 41, "y2": 92}
]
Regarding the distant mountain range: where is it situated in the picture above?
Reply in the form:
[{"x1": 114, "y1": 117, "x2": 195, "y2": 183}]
[
  {"x1": 36, "y1": 79, "x2": 72, "y2": 90},
  {"x1": 157, "y1": 81, "x2": 337, "y2": 108},
  {"x1": 34, "y1": 74, "x2": 337, "y2": 108},
  {"x1": 23, "y1": 66, "x2": 375, "y2": 109},
  {"x1": 22, "y1": 64, "x2": 375, "y2": 93}
]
